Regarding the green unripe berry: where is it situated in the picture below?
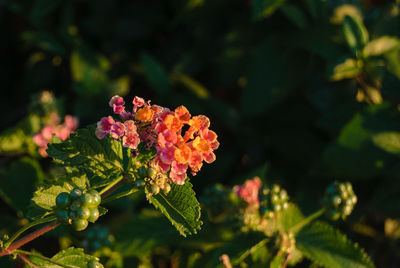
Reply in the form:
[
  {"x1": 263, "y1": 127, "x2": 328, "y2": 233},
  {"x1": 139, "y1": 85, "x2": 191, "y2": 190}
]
[
  {"x1": 280, "y1": 190, "x2": 288, "y2": 201},
  {"x1": 147, "y1": 167, "x2": 157, "y2": 178},
  {"x1": 80, "y1": 193, "x2": 94, "y2": 207},
  {"x1": 282, "y1": 202, "x2": 289, "y2": 210},
  {"x1": 343, "y1": 205, "x2": 353, "y2": 216},
  {"x1": 88, "y1": 208, "x2": 99, "y2": 223},
  {"x1": 72, "y1": 219, "x2": 88, "y2": 231},
  {"x1": 163, "y1": 183, "x2": 171, "y2": 195},
  {"x1": 70, "y1": 200, "x2": 82, "y2": 211},
  {"x1": 271, "y1": 194, "x2": 279, "y2": 204},
  {"x1": 137, "y1": 166, "x2": 147, "y2": 178},
  {"x1": 151, "y1": 185, "x2": 160, "y2": 195},
  {"x1": 70, "y1": 188, "x2": 83, "y2": 199},
  {"x1": 69, "y1": 210, "x2": 78, "y2": 220},
  {"x1": 327, "y1": 209, "x2": 340, "y2": 220},
  {"x1": 135, "y1": 179, "x2": 145, "y2": 188},
  {"x1": 332, "y1": 196, "x2": 342, "y2": 208},
  {"x1": 56, "y1": 192, "x2": 70, "y2": 208},
  {"x1": 261, "y1": 187, "x2": 270, "y2": 196},
  {"x1": 88, "y1": 190, "x2": 101, "y2": 206},
  {"x1": 77, "y1": 207, "x2": 91, "y2": 220},
  {"x1": 272, "y1": 184, "x2": 280, "y2": 193},
  {"x1": 57, "y1": 210, "x2": 70, "y2": 224},
  {"x1": 350, "y1": 195, "x2": 357, "y2": 204},
  {"x1": 87, "y1": 260, "x2": 104, "y2": 268}
]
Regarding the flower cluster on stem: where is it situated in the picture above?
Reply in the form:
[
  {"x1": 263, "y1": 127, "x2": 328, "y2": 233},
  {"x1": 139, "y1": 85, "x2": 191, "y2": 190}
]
[{"x1": 96, "y1": 95, "x2": 219, "y2": 185}]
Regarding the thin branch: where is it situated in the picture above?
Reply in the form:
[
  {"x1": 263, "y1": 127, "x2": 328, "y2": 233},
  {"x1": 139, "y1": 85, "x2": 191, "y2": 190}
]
[
  {"x1": 15, "y1": 249, "x2": 73, "y2": 268},
  {"x1": 18, "y1": 253, "x2": 38, "y2": 268},
  {"x1": 101, "y1": 188, "x2": 139, "y2": 204}
]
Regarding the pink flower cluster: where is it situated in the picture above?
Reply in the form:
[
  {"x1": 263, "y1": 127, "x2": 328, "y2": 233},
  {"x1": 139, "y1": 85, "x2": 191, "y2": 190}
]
[
  {"x1": 33, "y1": 115, "x2": 79, "y2": 157},
  {"x1": 95, "y1": 95, "x2": 219, "y2": 185},
  {"x1": 233, "y1": 177, "x2": 262, "y2": 207}
]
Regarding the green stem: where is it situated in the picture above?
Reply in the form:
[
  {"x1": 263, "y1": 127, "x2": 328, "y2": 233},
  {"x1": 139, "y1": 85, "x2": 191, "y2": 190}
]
[
  {"x1": 4, "y1": 215, "x2": 57, "y2": 248},
  {"x1": 235, "y1": 238, "x2": 269, "y2": 264},
  {"x1": 14, "y1": 249, "x2": 73, "y2": 268},
  {"x1": 99, "y1": 175, "x2": 124, "y2": 196},
  {"x1": 101, "y1": 188, "x2": 139, "y2": 204},
  {"x1": 290, "y1": 208, "x2": 326, "y2": 234}
]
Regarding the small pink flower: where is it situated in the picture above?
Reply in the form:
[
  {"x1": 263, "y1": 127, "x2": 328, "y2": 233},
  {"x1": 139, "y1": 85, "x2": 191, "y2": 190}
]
[
  {"x1": 95, "y1": 128, "x2": 107, "y2": 139},
  {"x1": 33, "y1": 134, "x2": 47, "y2": 147},
  {"x1": 122, "y1": 132, "x2": 140, "y2": 149},
  {"x1": 64, "y1": 115, "x2": 79, "y2": 130},
  {"x1": 155, "y1": 156, "x2": 170, "y2": 173},
  {"x1": 158, "y1": 129, "x2": 178, "y2": 148},
  {"x1": 132, "y1": 96, "x2": 145, "y2": 112},
  {"x1": 171, "y1": 160, "x2": 188, "y2": 175},
  {"x1": 202, "y1": 151, "x2": 216, "y2": 164},
  {"x1": 55, "y1": 127, "x2": 71, "y2": 141},
  {"x1": 233, "y1": 177, "x2": 262, "y2": 206},
  {"x1": 159, "y1": 145, "x2": 176, "y2": 165},
  {"x1": 113, "y1": 104, "x2": 125, "y2": 115},
  {"x1": 124, "y1": 120, "x2": 137, "y2": 133},
  {"x1": 189, "y1": 150, "x2": 203, "y2": 175},
  {"x1": 98, "y1": 116, "x2": 115, "y2": 132},
  {"x1": 41, "y1": 126, "x2": 54, "y2": 140},
  {"x1": 109, "y1": 95, "x2": 125, "y2": 107},
  {"x1": 110, "y1": 122, "x2": 126, "y2": 139},
  {"x1": 169, "y1": 170, "x2": 186, "y2": 185}
]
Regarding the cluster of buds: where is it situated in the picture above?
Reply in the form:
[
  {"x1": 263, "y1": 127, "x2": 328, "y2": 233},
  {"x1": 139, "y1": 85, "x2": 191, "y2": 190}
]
[
  {"x1": 82, "y1": 225, "x2": 114, "y2": 253},
  {"x1": 259, "y1": 184, "x2": 289, "y2": 219},
  {"x1": 278, "y1": 232, "x2": 296, "y2": 255},
  {"x1": 233, "y1": 176, "x2": 262, "y2": 210},
  {"x1": 33, "y1": 114, "x2": 79, "y2": 157},
  {"x1": 322, "y1": 181, "x2": 357, "y2": 220},
  {"x1": 55, "y1": 188, "x2": 101, "y2": 231},
  {"x1": 95, "y1": 95, "x2": 219, "y2": 185},
  {"x1": 134, "y1": 166, "x2": 171, "y2": 197}
]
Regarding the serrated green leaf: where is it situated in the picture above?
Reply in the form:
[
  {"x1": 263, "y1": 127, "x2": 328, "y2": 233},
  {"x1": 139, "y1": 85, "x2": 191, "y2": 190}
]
[
  {"x1": 280, "y1": 203, "x2": 304, "y2": 232},
  {"x1": 30, "y1": 174, "x2": 87, "y2": 216},
  {"x1": 30, "y1": 247, "x2": 98, "y2": 268},
  {"x1": 364, "y1": 36, "x2": 400, "y2": 57},
  {"x1": 296, "y1": 221, "x2": 374, "y2": 268},
  {"x1": 47, "y1": 125, "x2": 123, "y2": 188},
  {"x1": 330, "y1": 58, "x2": 361, "y2": 81},
  {"x1": 343, "y1": 15, "x2": 369, "y2": 54},
  {"x1": 147, "y1": 179, "x2": 202, "y2": 236}
]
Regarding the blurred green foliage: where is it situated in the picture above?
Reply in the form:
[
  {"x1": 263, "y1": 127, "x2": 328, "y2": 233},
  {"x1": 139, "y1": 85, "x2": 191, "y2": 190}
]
[{"x1": 1, "y1": 0, "x2": 400, "y2": 267}]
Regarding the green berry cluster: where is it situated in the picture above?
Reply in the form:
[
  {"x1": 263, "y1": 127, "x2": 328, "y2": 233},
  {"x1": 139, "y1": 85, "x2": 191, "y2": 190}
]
[
  {"x1": 322, "y1": 181, "x2": 357, "y2": 220},
  {"x1": 259, "y1": 184, "x2": 289, "y2": 219},
  {"x1": 82, "y1": 226, "x2": 114, "y2": 252},
  {"x1": 279, "y1": 232, "x2": 295, "y2": 254},
  {"x1": 135, "y1": 166, "x2": 171, "y2": 196},
  {"x1": 55, "y1": 188, "x2": 101, "y2": 231}
]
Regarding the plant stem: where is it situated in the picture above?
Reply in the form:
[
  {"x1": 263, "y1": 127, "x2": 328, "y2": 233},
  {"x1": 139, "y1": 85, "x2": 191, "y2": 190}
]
[
  {"x1": 234, "y1": 238, "x2": 269, "y2": 264},
  {"x1": 289, "y1": 208, "x2": 325, "y2": 234},
  {"x1": 14, "y1": 249, "x2": 73, "y2": 268},
  {"x1": 0, "y1": 221, "x2": 60, "y2": 256},
  {"x1": 4, "y1": 215, "x2": 57, "y2": 248},
  {"x1": 99, "y1": 175, "x2": 125, "y2": 196},
  {"x1": 18, "y1": 253, "x2": 38, "y2": 268},
  {"x1": 102, "y1": 188, "x2": 139, "y2": 204}
]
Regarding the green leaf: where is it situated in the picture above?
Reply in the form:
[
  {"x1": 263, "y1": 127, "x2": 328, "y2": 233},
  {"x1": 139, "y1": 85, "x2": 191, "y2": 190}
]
[
  {"x1": 0, "y1": 157, "x2": 44, "y2": 214},
  {"x1": 280, "y1": 203, "x2": 304, "y2": 232},
  {"x1": 30, "y1": 247, "x2": 98, "y2": 268},
  {"x1": 372, "y1": 132, "x2": 400, "y2": 154},
  {"x1": 281, "y1": 4, "x2": 309, "y2": 29},
  {"x1": 47, "y1": 125, "x2": 123, "y2": 188},
  {"x1": 363, "y1": 36, "x2": 400, "y2": 57},
  {"x1": 252, "y1": 0, "x2": 285, "y2": 20},
  {"x1": 29, "y1": 174, "x2": 87, "y2": 217},
  {"x1": 343, "y1": 15, "x2": 369, "y2": 54},
  {"x1": 330, "y1": 58, "x2": 361, "y2": 81},
  {"x1": 296, "y1": 221, "x2": 374, "y2": 268},
  {"x1": 140, "y1": 52, "x2": 170, "y2": 95},
  {"x1": 147, "y1": 179, "x2": 202, "y2": 236}
]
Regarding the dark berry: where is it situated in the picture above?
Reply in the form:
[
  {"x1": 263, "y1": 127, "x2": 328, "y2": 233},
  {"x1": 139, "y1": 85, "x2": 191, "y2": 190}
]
[
  {"x1": 137, "y1": 166, "x2": 147, "y2": 178},
  {"x1": 57, "y1": 210, "x2": 70, "y2": 224},
  {"x1": 56, "y1": 192, "x2": 70, "y2": 208},
  {"x1": 70, "y1": 199, "x2": 82, "y2": 211},
  {"x1": 70, "y1": 188, "x2": 83, "y2": 199}
]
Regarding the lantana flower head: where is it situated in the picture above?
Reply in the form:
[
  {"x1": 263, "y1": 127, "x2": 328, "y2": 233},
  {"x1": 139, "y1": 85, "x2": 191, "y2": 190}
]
[
  {"x1": 33, "y1": 115, "x2": 79, "y2": 157},
  {"x1": 233, "y1": 176, "x2": 262, "y2": 207},
  {"x1": 95, "y1": 95, "x2": 219, "y2": 185}
]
